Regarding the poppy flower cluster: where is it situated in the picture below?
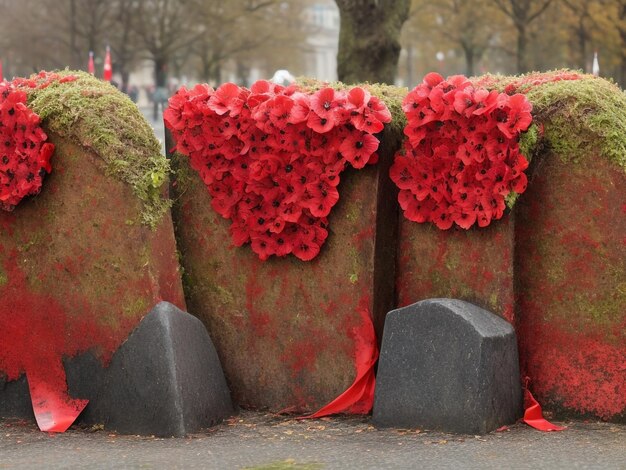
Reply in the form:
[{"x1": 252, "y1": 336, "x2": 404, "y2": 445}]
[
  {"x1": 12, "y1": 70, "x2": 78, "y2": 90},
  {"x1": 165, "y1": 80, "x2": 391, "y2": 260},
  {"x1": 474, "y1": 70, "x2": 583, "y2": 95},
  {"x1": 390, "y1": 72, "x2": 532, "y2": 230},
  {"x1": 0, "y1": 80, "x2": 56, "y2": 211}
]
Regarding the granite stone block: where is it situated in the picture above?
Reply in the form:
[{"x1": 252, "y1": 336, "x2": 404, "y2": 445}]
[{"x1": 373, "y1": 298, "x2": 522, "y2": 434}]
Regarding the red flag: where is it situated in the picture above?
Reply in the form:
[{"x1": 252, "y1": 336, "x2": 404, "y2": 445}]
[
  {"x1": 88, "y1": 51, "x2": 95, "y2": 75},
  {"x1": 103, "y1": 46, "x2": 112, "y2": 82}
]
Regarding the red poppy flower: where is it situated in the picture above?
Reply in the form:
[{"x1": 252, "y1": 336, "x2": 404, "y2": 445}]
[
  {"x1": 431, "y1": 203, "x2": 454, "y2": 230},
  {"x1": 338, "y1": 133, "x2": 379, "y2": 169},
  {"x1": 350, "y1": 93, "x2": 391, "y2": 134},
  {"x1": 310, "y1": 87, "x2": 341, "y2": 119},
  {"x1": 346, "y1": 86, "x2": 370, "y2": 113},
  {"x1": 368, "y1": 96, "x2": 392, "y2": 124},
  {"x1": 38, "y1": 143, "x2": 55, "y2": 173},
  {"x1": 307, "y1": 111, "x2": 336, "y2": 133},
  {"x1": 250, "y1": 232, "x2": 278, "y2": 260},
  {"x1": 423, "y1": 72, "x2": 444, "y2": 88},
  {"x1": 287, "y1": 92, "x2": 311, "y2": 124},
  {"x1": 389, "y1": 156, "x2": 417, "y2": 190},
  {"x1": 304, "y1": 179, "x2": 339, "y2": 217},
  {"x1": 451, "y1": 205, "x2": 477, "y2": 230},
  {"x1": 209, "y1": 82, "x2": 246, "y2": 116}
]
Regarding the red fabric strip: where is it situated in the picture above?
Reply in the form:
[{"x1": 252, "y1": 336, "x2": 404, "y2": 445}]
[
  {"x1": 523, "y1": 378, "x2": 566, "y2": 432},
  {"x1": 303, "y1": 306, "x2": 378, "y2": 418},
  {"x1": 27, "y1": 363, "x2": 88, "y2": 433}
]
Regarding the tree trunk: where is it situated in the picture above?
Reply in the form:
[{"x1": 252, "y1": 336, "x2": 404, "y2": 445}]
[
  {"x1": 335, "y1": 0, "x2": 410, "y2": 84},
  {"x1": 463, "y1": 46, "x2": 475, "y2": 76},
  {"x1": 619, "y1": 3, "x2": 626, "y2": 88},
  {"x1": 576, "y1": 19, "x2": 587, "y2": 72},
  {"x1": 516, "y1": 24, "x2": 528, "y2": 73},
  {"x1": 155, "y1": 57, "x2": 167, "y2": 88},
  {"x1": 69, "y1": 0, "x2": 79, "y2": 69},
  {"x1": 211, "y1": 63, "x2": 222, "y2": 85},
  {"x1": 120, "y1": 69, "x2": 130, "y2": 94}
]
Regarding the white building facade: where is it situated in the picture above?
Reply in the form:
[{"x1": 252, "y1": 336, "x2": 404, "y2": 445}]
[{"x1": 302, "y1": 1, "x2": 340, "y2": 82}]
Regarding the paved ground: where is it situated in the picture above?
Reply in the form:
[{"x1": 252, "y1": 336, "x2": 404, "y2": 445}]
[{"x1": 1, "y1": 411, "x2": 625, "y2": 469}]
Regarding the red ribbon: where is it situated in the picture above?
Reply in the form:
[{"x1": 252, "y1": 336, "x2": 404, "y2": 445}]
[
  {"x1": 522, "y1": 378, "x2": 566, "y2": 432},
  {"x1": 27, "y1": 364, "x2": 88, "y2": 433},
  {"x1": 303, "y1": 306, "x2": 378, "y2": 418}
]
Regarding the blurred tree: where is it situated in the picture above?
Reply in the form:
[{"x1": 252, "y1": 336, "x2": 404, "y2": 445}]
[
  {"x1": 134, "y1": 0, "x2": 201, "y2": 88},
  {"x1": 0, "y1": 0, "x2": 115, "y2": 75},
  {"x1": 188, "y1": 0, "x2": 308, "y2": 84},
  {"x1": 335, "y1": 0, "x2": 410, "y2": 84},
  {"x1": 408, "y1": 0, "x2": 507, "y2": 76},
  {"x1": 599, "y1": 0, "x2": 626, "y2": 86},
  {"x1": 560, "y1": 0, "x2": 601, "y2": 72},
  {"x1": 491, "y1": 0, "x2": 554, "y2": 73},
  {"x1": 3, "y1": 0, "x2": 623, "y2": 89},
  {"x1": 109, "y1": 0, "x2": 143, "y2": 92}
]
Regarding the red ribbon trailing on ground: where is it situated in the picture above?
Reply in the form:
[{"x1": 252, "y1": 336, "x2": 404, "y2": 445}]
[
  {"x1": 303, "y1": 307, "x2": 379, "y2": 418},
  {"x1": 27, "y1": 366, "x2": 88, "y2": 433},
  {"x1": 522, "y1": 378, "x2": 566, "y2": 432}
]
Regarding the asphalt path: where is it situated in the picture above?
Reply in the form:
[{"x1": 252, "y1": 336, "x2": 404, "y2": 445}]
[{"x1": 1, "y1": 411, "x2": 625, "y2": 469}]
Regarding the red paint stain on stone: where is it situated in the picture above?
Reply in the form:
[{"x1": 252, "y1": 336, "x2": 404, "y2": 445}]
[
  {"x1": 519, "y1": 319, "x2": 626, "y2": 419},
  {"x1": 515, "y1": 153, "x2": 625, "y2": 420},
  {"x1": 0, "y1": 213, "x2": 16, "y2": 235},
  {"x1": 0, "y1": 252, "x2": 123, "y2": 384},
  {"x1": 353, "y1": 225, "x2": 375, "y2": 249},
  {"x1": 280, "y1": 339, "x2": 320, "y2": 376}
]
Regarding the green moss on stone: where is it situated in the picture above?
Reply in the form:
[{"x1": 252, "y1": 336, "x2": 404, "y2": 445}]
[
  {"x1": 123, "y1": 297, "x2": 150, "y2": 319},
  {"x1": 519, "y1": 122, "x2": 540, "y2": 163},
  {"x1": 25, "y1": 70, "x2": 171, "y2": 227},
  {"x1": 170, "y1": 152, "x2": 195, "y2": 196},
  {"x1": 214, "y1": 285, "x2": 235, "y2": 305},
  {"x1": 526, "y1": 78, "x2": 626, "y2": 170},
  {"x1": 479, "y1": 71, "x2": 626, "y2": 172}
]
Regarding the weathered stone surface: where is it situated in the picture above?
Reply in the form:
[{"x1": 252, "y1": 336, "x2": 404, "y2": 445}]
[
  {"x1": 465, "y1": 72, "x2": 626, "y2": 422},
  {"x1": 1, "y1": 303, "x2": 234, "y2": 436},
  {"x1": 515, "y1": 151, "x2": 626, "y2": 421},
  {"x1": 0, "y1": 133, "x2": 186, "y2": 418},
  {"x1": 170, "y1": 123, "x2": 401, "y2": 412},
  {"x1": 373, "y1": 299, "x2": 522, "y2": 434},
  {"x1": 395, "y1": 215, "x2": 515, "y2": 323}
]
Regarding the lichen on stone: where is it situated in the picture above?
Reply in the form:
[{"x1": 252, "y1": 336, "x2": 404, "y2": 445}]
[{"x1": 25, "y1": 70, "x2": 171, "y2": 227}]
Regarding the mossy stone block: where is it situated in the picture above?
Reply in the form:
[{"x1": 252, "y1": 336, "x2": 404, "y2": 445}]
[
  {"x1": 170, "y1": 122, "x2": 401, "y2": 411},
  {"x1": 0, "y1": 133, "x2": 185, "y2": 416}
]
